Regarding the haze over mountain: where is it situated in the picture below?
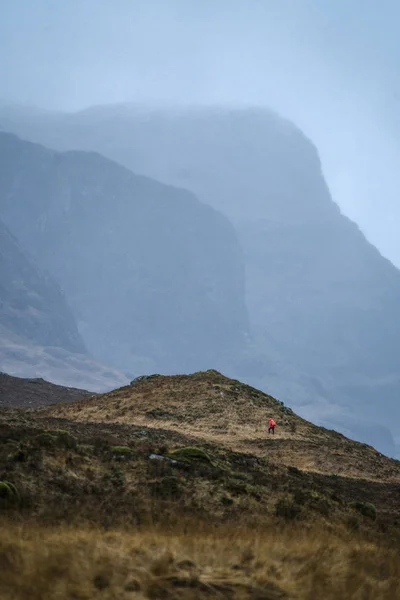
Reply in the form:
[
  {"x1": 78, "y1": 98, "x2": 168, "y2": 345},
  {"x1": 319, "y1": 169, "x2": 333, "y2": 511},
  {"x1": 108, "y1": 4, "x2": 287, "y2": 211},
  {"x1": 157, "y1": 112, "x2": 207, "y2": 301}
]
[
  {"x1": 0, "y1": 211, "x2": 127, "y2": 391},
  {"x1": 0, "y1": 132, "x2": 248, "y2": 378},
  {"x1": 0, "y1": 215, "x2": 83, "y2": 353},
  {"x1": 1, "y1": 0, "x2": 400, "y2": 266}
]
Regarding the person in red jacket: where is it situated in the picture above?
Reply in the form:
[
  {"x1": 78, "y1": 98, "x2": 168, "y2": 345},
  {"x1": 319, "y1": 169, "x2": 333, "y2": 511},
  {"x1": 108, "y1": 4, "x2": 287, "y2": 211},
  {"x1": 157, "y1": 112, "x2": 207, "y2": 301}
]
[{"x1": 268, "y1": 418, "x2": 276, "y2": 434}]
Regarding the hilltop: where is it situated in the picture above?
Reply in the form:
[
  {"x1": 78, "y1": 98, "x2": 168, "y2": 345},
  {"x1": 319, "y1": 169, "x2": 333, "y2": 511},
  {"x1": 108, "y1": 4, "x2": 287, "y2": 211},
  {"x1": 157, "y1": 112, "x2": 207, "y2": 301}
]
[{"x1": 43, "y1": 370, "x2": 400, "y2": 482}]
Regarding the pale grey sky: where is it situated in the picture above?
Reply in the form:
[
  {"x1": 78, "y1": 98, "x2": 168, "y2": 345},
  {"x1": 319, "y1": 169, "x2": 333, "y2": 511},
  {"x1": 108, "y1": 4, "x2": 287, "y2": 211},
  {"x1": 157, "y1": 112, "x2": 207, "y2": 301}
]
[{"x1": 1, "y1": 0, "x2": 400, "y2": 264}]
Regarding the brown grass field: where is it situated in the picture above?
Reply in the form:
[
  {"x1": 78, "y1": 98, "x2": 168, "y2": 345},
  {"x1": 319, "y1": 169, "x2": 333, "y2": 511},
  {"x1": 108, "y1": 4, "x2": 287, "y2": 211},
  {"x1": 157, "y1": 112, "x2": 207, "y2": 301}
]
[
  {"x1": 1, "y1": 370, "x2": 400, "y2": 599},
  {"x1": 1, "y1": 521, "x2": 400, "y2": 599}
]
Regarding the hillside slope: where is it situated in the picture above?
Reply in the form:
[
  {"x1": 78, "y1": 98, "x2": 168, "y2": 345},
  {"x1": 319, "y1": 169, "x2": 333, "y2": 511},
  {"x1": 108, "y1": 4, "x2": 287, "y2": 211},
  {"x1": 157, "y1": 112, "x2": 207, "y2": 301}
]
[
  {"x1": 0, "y1": 132, "x2": 248, "y2": 376},
  {"x1": 44, "y1": 370, "x2": 400, "y2": 482},
  {"x1": 2, "y1": 370, "x2": 400, "y2": 599}
]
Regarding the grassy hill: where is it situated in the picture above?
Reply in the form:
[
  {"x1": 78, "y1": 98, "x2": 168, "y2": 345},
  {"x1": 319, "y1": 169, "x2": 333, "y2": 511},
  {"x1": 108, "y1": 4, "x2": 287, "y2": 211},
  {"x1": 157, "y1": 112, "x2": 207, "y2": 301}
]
[
  {"x1": 43, "y1": 370, "x2": 400, "y2": 482},
  {"x1": 1, "y1": 370, "x2": 400, "y2": 599}
]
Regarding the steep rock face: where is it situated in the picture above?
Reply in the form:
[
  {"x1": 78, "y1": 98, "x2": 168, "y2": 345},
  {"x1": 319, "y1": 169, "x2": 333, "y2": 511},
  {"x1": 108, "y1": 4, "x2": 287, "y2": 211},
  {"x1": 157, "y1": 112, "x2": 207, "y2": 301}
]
[
  {"x1": 4, "y1": 106, "x2": 400, "y2": 434},
  {"x1": 0, "y1": 217, "x2": 84, "y2": 353},
  {"x1": 0, "y1": 132, "x2": 248, "y2": 375}
]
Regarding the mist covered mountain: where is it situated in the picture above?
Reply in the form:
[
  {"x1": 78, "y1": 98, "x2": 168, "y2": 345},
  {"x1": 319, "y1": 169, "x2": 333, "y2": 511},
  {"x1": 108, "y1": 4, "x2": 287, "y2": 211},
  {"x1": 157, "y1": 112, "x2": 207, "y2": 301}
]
[
  {"x1": 0, "y1": 131, "x2": 248, "y2": 376},
  {"x1": 0, "y1": 215, "x2": 83, "y2": 352},
  {"x1": 0, "y1": 213, "x2": 127, "y2": 391}
]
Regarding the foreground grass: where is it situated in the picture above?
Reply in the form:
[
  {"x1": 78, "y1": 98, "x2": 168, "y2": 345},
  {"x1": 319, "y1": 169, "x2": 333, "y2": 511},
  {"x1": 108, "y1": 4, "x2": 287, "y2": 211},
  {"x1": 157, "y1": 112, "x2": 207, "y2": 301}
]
[
  {"x1": 2, "y1": 371, "x2": 400, "y2": 599},
  {"x1": 1, "y1": 522, "x2": 399, "y2": 599}
]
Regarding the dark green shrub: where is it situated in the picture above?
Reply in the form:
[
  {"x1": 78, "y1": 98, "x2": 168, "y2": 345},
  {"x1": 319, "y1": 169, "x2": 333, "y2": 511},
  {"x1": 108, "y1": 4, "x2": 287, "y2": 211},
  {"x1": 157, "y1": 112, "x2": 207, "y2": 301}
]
[
  {"x1": 35, "y1": 432, "x2": 57, "y2": 447},
  {"x1": 0, "y1": 481, "x2": 19, "y2": 507},
  {"x1": 53, "y1": 430, "x2": 78, "y2": 450},
  {"x1": 93, "y1": 574, "x2": 109, "y2": 590},
  {"x1": 1, "y1": 440, "x2": 20, "y2": 460},
  {"x1": 110, "y1": 446, "x2": 134, "y2": 459},
  {"x1": 293, "y1": 488, "x2": 307, "y2": 505},
  {"x1": 287, "y1": 466, "x2": 301, "y2": 476},
  {"x1": 130, "y1": 374, "x2": 161, "y2": 385},
  {"x1": 220, "y1": 494, "x2": 234, "y2": 506},
  {"x1": 226, "y1": 479, "x2": 248, "y2": 495},
  {"x1": 351, "y1": 501, "x2": 377, "y2": 520},
  {"x1": 331, "y1": 493, "x2": 342, "y2": 504},
  {"x1": 168, "y1": 446, "x2": 212, "y2": 464},
  {"x1": 35, "y1": 430, "x2": 78, "y2": 450}
]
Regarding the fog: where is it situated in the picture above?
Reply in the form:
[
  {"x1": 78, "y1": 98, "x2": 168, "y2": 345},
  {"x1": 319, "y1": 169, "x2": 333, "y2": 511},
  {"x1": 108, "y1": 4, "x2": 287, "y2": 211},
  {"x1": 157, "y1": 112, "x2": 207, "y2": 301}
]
[{"x1": 1, "y1": 0, "x2": 400, "y2": 264}]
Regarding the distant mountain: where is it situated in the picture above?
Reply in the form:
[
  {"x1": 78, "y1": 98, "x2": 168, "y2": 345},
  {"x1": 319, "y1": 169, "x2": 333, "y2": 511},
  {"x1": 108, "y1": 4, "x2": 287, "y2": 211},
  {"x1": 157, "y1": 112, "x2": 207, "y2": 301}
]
[
  {"x1": 0, "y1": 132, "x2": 248, "y2": 376},
  {"x1": 0, "y1": 215, "x2": 128, "y2": 391},
  {"x1": 0, "y1": 217, "x2": 83, "y2": 353},
  {"x1": 0, "y1": 372, "x2": 90, "y2": 408},
  {"x1": 2, "y1": 105, "x2": 400, "y2": 456}
]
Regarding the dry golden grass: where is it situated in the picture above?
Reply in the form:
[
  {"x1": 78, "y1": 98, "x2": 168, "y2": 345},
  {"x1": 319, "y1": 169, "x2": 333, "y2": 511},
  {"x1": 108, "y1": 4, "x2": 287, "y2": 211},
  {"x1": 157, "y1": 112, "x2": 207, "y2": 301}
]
[
  {"x1": 42, "y1": 371, "x2": 400, "y2": 482},
  {"x1": 1, "y1": 520, "x2": 400, "y2": 600}
]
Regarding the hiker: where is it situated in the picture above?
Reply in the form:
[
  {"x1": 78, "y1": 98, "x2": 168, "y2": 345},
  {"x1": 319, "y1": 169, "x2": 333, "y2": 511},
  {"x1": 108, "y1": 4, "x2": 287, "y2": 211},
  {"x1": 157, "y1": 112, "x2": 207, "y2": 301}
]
[{"x1": 268, "y1": 418, "x2": 276, "y2": 434}]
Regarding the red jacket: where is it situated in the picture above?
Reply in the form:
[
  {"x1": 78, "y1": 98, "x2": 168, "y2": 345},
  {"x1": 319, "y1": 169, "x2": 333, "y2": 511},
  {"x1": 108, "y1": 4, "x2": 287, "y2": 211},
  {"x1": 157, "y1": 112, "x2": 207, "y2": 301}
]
[{"x1": 269, "y1": 418, "x2": 276, "y2": 428}]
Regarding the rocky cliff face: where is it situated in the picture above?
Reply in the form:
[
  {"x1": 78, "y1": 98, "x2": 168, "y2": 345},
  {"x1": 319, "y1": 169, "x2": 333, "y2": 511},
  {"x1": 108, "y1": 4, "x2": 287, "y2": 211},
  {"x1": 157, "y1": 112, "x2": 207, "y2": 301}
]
[{"x1": 0, "y1": 132, "x2": 248, "y2": 376}]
